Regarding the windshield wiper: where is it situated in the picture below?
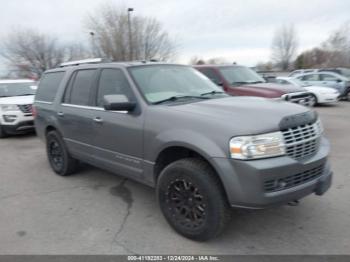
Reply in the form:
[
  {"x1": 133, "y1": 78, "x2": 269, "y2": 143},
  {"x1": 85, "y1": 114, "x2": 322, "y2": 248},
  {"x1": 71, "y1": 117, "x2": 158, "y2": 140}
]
[
  {"x1": 153, "y1": 95, "x2": 209, "y2": 105},
  {"x1": 200, "y1": 90, "x2": 225, "y2": 96}
]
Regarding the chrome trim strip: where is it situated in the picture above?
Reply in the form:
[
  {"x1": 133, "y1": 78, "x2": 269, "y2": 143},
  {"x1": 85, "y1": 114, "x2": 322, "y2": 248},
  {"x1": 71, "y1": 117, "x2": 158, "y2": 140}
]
[
  {"x1": 35, "y1": 100, "x2": 53, "y2": 105},
  {"x1": 61, "y1": 103, "x2": 127, "y2": 114}
]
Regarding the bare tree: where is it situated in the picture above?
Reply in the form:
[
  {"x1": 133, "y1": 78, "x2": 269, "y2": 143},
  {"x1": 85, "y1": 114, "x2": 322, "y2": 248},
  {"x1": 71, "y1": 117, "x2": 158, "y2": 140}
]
[
  {"x1": 0, "y1": 28, "x2": 88, "y2": 78},
  {"x1": 271, "y1": 24, "x2": 298, "y2": 70},
  {"x1": 86, "y1": 4, "x2": 177, "y2": 61},
  {"x1": 322, "y1": 22, "x2": 350, "y2": 67}
]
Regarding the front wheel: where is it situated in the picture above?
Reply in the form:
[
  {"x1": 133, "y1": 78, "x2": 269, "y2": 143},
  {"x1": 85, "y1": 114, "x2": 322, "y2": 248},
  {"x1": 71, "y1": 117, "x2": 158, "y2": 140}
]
[
  {"x1": 157, "y1": 158, "x2": 231, "y2": 241},
  {"x1": 46, "y1": 130, "x2": 78, "y2": 176}
]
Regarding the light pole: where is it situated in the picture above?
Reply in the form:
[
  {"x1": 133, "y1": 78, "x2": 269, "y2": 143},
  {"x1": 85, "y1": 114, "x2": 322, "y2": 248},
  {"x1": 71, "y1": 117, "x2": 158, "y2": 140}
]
[{"x1": 127, "y1": 8, "x2": 134, "y2": 60}]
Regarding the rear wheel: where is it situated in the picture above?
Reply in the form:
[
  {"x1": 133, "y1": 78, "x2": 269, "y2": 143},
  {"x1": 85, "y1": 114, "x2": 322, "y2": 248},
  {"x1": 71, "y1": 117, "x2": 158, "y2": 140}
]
[
  {"x1": 309, "y1": 94, "x2": 317, "y2": 107},
  {"x1": 346, "y1": 89, "x2": 350, "y2": 101},
  {"x1": 46, "y1": 130, "x2": 78, "y2": 176},
  {"x1": 157, "y1": 158, "x2": 231, "y2": 241}
]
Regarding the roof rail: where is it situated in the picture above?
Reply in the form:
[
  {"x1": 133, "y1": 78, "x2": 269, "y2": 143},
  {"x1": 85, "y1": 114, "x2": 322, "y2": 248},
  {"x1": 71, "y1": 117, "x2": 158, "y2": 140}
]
[{"x1": 59, "y1": 58, "x2": 109, "y2": 67}]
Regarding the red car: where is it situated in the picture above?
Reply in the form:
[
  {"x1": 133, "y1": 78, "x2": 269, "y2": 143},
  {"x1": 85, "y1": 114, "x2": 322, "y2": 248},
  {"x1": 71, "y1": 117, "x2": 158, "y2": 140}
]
[{"x1": 195, "y1": 65, "x2": 312, "y2": 106}]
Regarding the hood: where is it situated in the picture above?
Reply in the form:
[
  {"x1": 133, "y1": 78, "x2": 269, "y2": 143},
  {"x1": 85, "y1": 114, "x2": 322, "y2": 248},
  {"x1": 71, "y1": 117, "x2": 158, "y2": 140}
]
[
  {"x1": 169, "y1": 96, "x2": 311, "y2": 135},
  {"x1": 239, "y1": 83, "x2": 306, "y2": 95},
  {"x1": 0, "y1": 95, "x2": 35, "y2": 105}
]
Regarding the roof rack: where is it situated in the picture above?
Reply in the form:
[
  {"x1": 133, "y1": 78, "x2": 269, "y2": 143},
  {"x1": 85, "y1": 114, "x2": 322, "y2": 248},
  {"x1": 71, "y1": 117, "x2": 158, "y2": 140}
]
[{"x1": 59, "y1": 58, "x2": 109, "y2": 67}]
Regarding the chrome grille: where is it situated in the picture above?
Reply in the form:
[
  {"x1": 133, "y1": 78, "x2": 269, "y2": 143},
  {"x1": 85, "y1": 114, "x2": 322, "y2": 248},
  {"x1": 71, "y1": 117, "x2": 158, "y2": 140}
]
[
  {"x1": 264, "y1": 164, "x2": 324, "y2": 193},
  {"x1": 281, "y1": 120, "x2": 322, "y2": 160},
  {"x1": 17, "y1": 104, "x2": 33, "y2": 114}
]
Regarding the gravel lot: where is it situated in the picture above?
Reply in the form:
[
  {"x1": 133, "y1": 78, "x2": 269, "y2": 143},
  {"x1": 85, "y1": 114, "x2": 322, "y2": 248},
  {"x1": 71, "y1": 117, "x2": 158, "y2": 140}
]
[{"x1": 0, "y1": 102, "x2": 349, "y2": 255}]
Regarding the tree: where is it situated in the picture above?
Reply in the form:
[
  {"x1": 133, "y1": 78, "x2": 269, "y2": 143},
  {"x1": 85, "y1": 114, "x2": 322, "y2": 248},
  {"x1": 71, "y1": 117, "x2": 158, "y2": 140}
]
[
  {"x1": 86, "y1": 4, "x2": 177, "y2": 61},
  {"x1": 271, "y1": 24, "x2": 298, "y2": 70},
  {"x1": 0, "y1": 28, "x2": 88, "y2": 78},
  {"x1": 321, "y1": 22, "x2": 350, "y2": 67}
]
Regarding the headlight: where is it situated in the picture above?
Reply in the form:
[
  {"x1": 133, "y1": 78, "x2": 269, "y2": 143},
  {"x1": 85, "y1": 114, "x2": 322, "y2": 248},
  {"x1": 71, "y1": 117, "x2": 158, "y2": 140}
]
[
  {"x1": 230, "y1": 132, "x2": 286, "y2": 160},
  {"x1": 0, "y1": 104, "x2": 19, "y2": 112}
]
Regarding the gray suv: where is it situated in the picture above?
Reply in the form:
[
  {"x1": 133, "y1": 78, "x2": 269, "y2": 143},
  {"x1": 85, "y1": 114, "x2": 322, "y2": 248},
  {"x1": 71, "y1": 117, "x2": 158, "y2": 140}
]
[{"x1": 34, "y1": 59, "x2": 333, "y2": 241}]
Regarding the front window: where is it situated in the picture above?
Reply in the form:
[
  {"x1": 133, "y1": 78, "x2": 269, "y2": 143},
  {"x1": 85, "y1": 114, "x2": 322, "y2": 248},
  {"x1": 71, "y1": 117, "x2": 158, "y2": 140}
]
[
  {"x1": 218, "y1": 66, "x2": 265, "y2": 85},
  {"x1": 129, "y1": 65, "x2": 226, "y2": 104},
  {"x1": 0, "y1": 82, "x2": 37, "y2": 97}
]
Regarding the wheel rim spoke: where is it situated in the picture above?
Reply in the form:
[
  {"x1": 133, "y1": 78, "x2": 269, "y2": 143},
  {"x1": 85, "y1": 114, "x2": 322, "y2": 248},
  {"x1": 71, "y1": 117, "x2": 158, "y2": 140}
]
[{"x1": 166, "y1": 178, "x2": 206, "y2": 228}]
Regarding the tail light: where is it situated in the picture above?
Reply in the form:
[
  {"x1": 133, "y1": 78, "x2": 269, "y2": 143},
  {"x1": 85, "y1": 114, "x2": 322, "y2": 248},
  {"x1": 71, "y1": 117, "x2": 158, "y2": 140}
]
[{"x1": 31, "y1": 105, "x2": 37, "y2": 118}]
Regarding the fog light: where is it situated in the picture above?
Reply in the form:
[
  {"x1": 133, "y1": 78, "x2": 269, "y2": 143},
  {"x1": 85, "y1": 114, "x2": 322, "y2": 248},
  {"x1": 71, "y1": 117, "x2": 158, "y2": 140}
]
[{"x1": 3, "y1": 115, "x2": 17, "y2": 123}]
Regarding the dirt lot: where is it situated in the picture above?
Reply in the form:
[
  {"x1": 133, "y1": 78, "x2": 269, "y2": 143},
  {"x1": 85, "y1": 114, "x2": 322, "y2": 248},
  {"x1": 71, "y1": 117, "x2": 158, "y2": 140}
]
[{"x1": 0, "y1": 102, "x2": 349, "y2": 255}]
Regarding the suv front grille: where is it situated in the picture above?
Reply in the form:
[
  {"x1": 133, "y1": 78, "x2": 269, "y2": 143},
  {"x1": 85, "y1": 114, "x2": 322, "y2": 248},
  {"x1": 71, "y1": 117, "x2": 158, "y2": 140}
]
[
  {"x1": 281, "y1": 120, "x2": 322, "y2": 160},
  {"x1": 18, "y1": 104, "x2": 33, "y2": 115},
  {"x1": 264, "y1": 164, "x2": 324, "y2": 193},
  {"x1": 283, "y1": 92, "x2": 312, "y2": 106}
]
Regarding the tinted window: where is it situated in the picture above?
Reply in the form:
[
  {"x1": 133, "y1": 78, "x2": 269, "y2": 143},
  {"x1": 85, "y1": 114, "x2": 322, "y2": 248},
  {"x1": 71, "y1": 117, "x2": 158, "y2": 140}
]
[
  {"x1": 97, "y1": 69, "x2": 133, "y2": 106},
  {"x1": 36, "y1": 72, "x2": 65, "y2": 102},
  {"x1": 69, "y1": 70, "x2": 96, "y2": 106},
  {"x1": 302, "y1": 74, "x2": 319, "y2": 81},
  {"x1": 199, "y1": 68, "x2": 222, "y2": 85},
  {"x1": 320, "y1": 74, "x2": 338, "y2": 81}
]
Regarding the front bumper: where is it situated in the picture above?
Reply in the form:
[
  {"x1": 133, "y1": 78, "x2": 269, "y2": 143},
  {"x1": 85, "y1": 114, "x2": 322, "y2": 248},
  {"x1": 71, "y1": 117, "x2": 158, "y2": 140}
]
[
  {"x1": 2, "y1": 120, "x2": 35, "y2": 134},
  {"x1": 211, "y1": 137, "x2": 332, "y2": 209}
]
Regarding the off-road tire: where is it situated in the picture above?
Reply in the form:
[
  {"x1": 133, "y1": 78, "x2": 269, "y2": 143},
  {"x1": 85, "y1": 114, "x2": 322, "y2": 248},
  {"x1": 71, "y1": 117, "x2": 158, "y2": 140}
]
[
  {"x1": 157, "y1": 158, "x2": 231, "y2": 241},
  {"x1": 46, "y1": 130, "x2": 78, "y2": 176}
]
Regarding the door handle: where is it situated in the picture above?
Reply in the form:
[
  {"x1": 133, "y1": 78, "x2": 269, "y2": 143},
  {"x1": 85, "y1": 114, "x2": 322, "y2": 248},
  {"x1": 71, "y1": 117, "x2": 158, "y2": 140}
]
[
  {"x1": 93, "y1": 117, "x2": 103, "y2": 123},
  {"x1": 57, "y1": 112, "x2": 64, "y2": 117}
]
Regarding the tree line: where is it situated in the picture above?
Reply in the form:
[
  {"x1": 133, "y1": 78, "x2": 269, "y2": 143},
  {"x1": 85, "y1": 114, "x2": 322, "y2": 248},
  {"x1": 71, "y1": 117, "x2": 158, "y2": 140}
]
[
  {"x1": 257, "y1": 22, "x2": 350, "y2": 71},
  {"x1": 0, "y1": 3, "x2": 177, "y2": 78}
]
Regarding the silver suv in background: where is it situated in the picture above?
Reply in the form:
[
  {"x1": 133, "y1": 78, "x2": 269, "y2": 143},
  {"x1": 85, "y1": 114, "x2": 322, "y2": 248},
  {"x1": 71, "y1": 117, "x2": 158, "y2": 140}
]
[
  {"x1": 294, "y1": 72, "x2": 350, "y2": 100},
  {"x1": 0, "y1": 79, "x2": 37, "y2": 138},
  {"x1": 34, "y1": 59, "x2": 332, "y2": 241}
]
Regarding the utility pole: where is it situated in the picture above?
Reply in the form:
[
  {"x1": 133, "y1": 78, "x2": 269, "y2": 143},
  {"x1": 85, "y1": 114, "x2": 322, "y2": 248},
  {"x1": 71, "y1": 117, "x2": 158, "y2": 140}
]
[{"x1": 127, "y1": 8, "x2": 134, "y2": 61}]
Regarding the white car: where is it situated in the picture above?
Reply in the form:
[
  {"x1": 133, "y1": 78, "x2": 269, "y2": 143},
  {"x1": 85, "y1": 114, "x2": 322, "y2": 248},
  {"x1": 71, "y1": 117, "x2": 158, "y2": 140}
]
[
  {"x1": 0, "y1": 79, "x2": 37, "y2": 138},
  {"x1": 275, "y1": 77, "x2": 339, "y2": 106}
]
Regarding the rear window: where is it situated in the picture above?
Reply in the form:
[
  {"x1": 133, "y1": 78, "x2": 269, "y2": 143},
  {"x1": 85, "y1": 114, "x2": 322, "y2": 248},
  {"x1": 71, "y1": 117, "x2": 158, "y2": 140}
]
[{"x1": 36, "y1": 72, "x2": 65, "y2": 102}]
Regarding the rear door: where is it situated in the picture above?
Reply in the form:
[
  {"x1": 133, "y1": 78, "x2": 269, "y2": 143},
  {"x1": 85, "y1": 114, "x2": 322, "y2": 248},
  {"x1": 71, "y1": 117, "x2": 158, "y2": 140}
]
[
  {"x1": 57, "y1": 69, "x2": 98, "y2": 160},
  {"x1": 89, "y1": 68, "x2": 144, "y2": 180}
]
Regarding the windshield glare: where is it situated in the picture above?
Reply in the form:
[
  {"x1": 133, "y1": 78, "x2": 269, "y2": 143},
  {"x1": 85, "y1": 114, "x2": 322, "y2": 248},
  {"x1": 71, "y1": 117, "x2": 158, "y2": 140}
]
[
  {"x1": 219, "y1": 66, "x2": 265, "y2": 84},
  {"x1": 129, "y1": 65, "x2": 225, "y2": 103},
  {"x1": 0, "y1": 82, "x2": 37, "y2": 97}
]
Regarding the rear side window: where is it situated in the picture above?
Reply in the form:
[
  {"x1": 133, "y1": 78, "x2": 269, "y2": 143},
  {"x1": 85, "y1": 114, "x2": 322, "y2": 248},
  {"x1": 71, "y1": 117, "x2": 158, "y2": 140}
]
[
  {"x1": 65, "y1": 69, "x2": 97, "y2": 106},
  {"x1": 320, "y1": 74, "x2": 338, "y2": 81},
  {"x1": 36, "y1": 72, "x2": 65, "y2": 102}
]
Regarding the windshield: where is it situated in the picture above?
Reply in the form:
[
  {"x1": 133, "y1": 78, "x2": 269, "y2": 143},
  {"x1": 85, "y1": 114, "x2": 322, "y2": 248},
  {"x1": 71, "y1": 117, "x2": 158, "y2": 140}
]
[
  {"x1": 219, "y1": 66, "x2": 266, "y2": 85},
  {"x1": 0, "y1": 82, "x2": 37, "y2": 97},
  {"x1": 129, "y1": 65, "x2": 226, "y2": 104}
]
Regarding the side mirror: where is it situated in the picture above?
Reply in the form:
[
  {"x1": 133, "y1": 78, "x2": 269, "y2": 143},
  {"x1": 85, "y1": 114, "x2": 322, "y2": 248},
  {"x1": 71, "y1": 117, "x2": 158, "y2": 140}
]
[
  {"x1": 336, "y1": 79, "x2": 342, "y2": 83},
  {"x1": 103, "y1": 95, "x2": 136, "y2": 112},
  {"x1": 217, "y1": 81, "x2": 224, "y2": 86}
]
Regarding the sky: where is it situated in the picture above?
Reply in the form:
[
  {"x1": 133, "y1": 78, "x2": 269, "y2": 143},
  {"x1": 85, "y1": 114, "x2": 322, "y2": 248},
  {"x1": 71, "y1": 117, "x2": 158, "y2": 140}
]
[{"x1": 0, "y1": 0, "x2": 349, "y2": 70}]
